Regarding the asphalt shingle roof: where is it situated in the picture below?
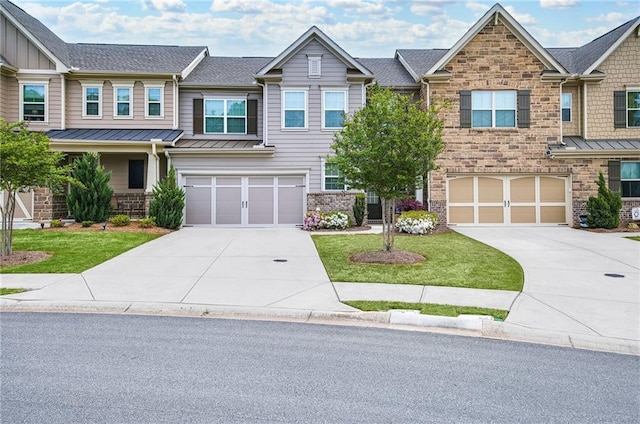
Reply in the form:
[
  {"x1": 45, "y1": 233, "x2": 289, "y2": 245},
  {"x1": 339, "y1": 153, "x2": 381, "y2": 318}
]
[
  {"x1": 357, "y1": 58, "x2": 417, "y2": 87},
  {"x1": 182, "y1": 57, "x2": 273, "y2": 86},
  {"x1": 45, "y1": 128, "x2": 183, "y2": 143},
  {"x1": 1, "y1": 0, "x2": 70, "y2": 66},
  {"x1": 395, "y1": 49, "x2": 448, "y2": 80},
  {"x1": 67, "y1": 44, "x2": 206, "y2": 74}
]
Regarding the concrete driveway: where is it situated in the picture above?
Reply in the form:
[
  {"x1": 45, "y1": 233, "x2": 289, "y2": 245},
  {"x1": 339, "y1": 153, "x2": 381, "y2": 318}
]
[{"x1": 455, "y1": 227, "x2": 640, "y2": 342}]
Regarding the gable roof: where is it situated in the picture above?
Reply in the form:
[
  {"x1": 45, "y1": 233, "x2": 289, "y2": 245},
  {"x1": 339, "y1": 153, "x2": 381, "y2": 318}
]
[
  {"x1": 0, "y1": 0, "x2": 70, "y2": 69},
  {"x1": 256, "y1": 26, "x2": 373, "y2": 77},
  {"x1": 425, "y1": 3, "x2": 567, "y2": 77},
  {"x1": 574, "y1": 17, "x2": 640, "y2": 74},
  {"x1": 395, "y1": 49, "x2": 448, "y2": 82},
  {"x1": 183, "y1": 57, "x2": 273, "y2": 86},
  {"x1": 357, "y1": 58, "x2": 418, "y2": 88},
  {"x1": 67, "y1": 44, "x2": 207, "y2": 75}
]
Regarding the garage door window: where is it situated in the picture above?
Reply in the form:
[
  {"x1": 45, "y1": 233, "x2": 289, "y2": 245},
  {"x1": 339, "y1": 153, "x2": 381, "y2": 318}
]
[{"x1": 621, "y1": 162, "x2": 640, "y2": 197}]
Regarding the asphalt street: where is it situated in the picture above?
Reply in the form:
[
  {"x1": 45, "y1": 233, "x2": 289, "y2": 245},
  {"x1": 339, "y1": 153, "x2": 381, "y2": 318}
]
[{"x1": 1, "y1": 312, "x2": 639, "y2": 423}]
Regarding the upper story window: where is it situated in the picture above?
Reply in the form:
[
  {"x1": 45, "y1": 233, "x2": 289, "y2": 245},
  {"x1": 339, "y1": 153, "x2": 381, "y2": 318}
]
[
  {"x1": 322, "y1": 159, "x2": 346, "y2": 191},
  {"x1": 614, "y1": 89, "x2": 640, "y2": 128},
  {"x1": 621, "y1": 162, "x2": 640, "y2": 197},
  {"x1": 20, "y1": 81, "x2": 48, "y2": 122},
  {"x1": 628, "y1": 91, "x2": 640, "y2": 127},
  {"x1": 308, "y1": 54, "x2": 322, "y2": 77},
  {"x1": 282, "y1": 90, "x2": 307, "y2": 129},
  {"x1": 323, "y1": 91, "x2": 347, "y2": 128},
  {"x1": 562, "y1": 93, "x2": 572, "y2": 122},
  {"x1": 113, "y1": 83, "x2": 134, "y2": 118},
  {"x1": 472, "y1": 91, "x2": 516, "y2": 128},
  {"x1": 81, "y1": 81, "x2": 103, "y2": 119},
  {"x1": 145, "y1": 84, "x2": 164, "y2": 118},
  {"x1": 204, "y1": 99, "x2": 246, "y2": 134}
]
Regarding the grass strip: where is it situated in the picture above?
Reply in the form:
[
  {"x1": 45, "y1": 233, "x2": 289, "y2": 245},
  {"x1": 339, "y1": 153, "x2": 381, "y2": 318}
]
[
  {"x1": 625, "y1": 236, "x2": 640, "y2": 242},
  {"x1": 313, "y1": 232, "x2": 523, "y2": 291},
  {"x1": 344, "y1": 300, "x2": 508, "y2": 321},
  {"x1": 1, "y1": 230, "x2": 160, "y2": 274},
  {"x1": 0, "y1": 288, "x2": 27, "y2": 296}
]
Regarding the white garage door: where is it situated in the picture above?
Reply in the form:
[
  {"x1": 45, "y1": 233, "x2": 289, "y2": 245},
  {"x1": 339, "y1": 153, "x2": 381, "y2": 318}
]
[
  {"x1": 0, "y1": 190, "x2": 34, "y2": 220},
  {"x1": 184, "y1": 176, "x2": 305, "y2": 227},
  {"x1": 447, "y1": 175, "x2": 569, "y2": 225}
]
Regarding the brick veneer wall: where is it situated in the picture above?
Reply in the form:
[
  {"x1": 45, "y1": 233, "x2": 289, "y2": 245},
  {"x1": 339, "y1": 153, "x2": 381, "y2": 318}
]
[
  {"x1": 112, "y1": 192, "x2": 147, "y2": 218},
  {"x1": 307, "y1": 192, "x2": 358, "y2": 225},
  {"x1": 32, "y1": 187, "x2": 68, "y2": 221}
]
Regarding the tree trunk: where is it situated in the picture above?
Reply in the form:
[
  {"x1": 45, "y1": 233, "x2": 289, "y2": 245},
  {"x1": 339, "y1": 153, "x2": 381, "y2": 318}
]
[
  {"x1": 380, "y1": 197, "x2": 396, "y2": 252},
  {"x1": 1, "y1": 189, "x2": 16, "y2": 256}
]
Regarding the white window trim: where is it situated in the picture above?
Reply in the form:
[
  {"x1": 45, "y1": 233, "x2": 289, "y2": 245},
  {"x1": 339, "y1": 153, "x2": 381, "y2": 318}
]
[
  {"x1": 112, "y1": 82, "x2": 135, "y2": 119},
  {"x1": 281, "y1": 88, "x2": 308, "y2": 130},
  {"x1": 321, "y1": 157, "x2": 347, "y2": 191},
  {"x1": 627, "y1": 89, "x2": 640, "y2": 128},
  {"x1": 562, "y1": 92, "x2": 572, "y2": 123},
  {"x1": 203, "y1": 98, "x2": 247, "y2": 134},
  {"x1": 144, "y1": 83, "x2": 165, "y2": 119},
  {"x1": 80, "y1": 81, "x2": 103, "y2": 119},
  {"x1": 321, "y1": 89, "x2": 348, "y2": 129},
  {"x1": 19, "y1": 79, "x2": 49, "y2": 123},
  {"x1": 621, "y1": 161, "x2": 640, "y2": 198},
  {"x1": 307, "y1": 54, "x2": 322, "y2": 78},
  {"x1": 472, "y1": 90, "x2": 517, "y2": 128}
]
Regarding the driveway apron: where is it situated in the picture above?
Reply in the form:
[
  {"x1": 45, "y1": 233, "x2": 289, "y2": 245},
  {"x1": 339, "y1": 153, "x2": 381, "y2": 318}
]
[
  {"x1": 455, "y1": 227, "x2": 640, "y2": 342},
  {"x1": 22, "y1": 228, "x2": 353, "y2": 312}
]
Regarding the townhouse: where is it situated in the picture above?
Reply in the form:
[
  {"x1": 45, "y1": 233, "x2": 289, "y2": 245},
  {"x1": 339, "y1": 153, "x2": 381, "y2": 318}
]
[{"x1": 1, "y1": 1, "x2": 638, "y2": 227}]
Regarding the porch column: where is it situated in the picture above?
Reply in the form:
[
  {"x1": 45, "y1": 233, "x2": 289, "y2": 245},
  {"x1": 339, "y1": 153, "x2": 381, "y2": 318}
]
[{"x1": 145, "y1": 146, "x2": 159, "y2": 193}]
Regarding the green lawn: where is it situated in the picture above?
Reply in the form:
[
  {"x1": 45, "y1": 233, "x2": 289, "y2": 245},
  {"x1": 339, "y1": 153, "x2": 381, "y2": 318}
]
[
  {"x1": 344, "y1": 300, "x2": 508, "y2": 320},
  {"x1": 313, "y1": 232, "x2": 523, "y2": 291},
  {"x1": 626, "y1": 236, "x2": 640, "y2": 242},
  {"x1": 0, "y1": 288, "x2": 27, "y2": 296},
  {"x1": 1, "y1": 230, "x2": 161, "y2": 274}
]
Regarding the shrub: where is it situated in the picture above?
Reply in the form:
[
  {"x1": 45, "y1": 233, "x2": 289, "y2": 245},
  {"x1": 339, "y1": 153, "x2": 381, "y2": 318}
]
[
  {"x1": 138, "y1": 217, "x2": 155, "y2": 229},
  {"x1": 353, "y1": 193, "x2": 366, "y2": 226},
  {"x1": 110, "y1": 214, "x2": 130, "y2": 227},
  {"x1": 66, "y1": 152, "x2": 114, "y2": 223},
  {"x1": 396, "y1": 197, "x2": 425, "y2": 212},
  {"x1": 81, "y1": 220, "x2": 93, "y2": 227},
  {"x1": 303, "y1": 210, "x2": 325, "y2": 231},
  {"x1": 50, "y1": 219, "x2": 63, "y2": 228},
  {"x1": 324, "y1": 211, "x2": 351, "y2": 230},
  {"x1": 396, "y1": 210, "x2": 438, "y2": 235},
  {"x1": 586, "y1": 172, "x2": 622, "y2": 229},
  {"x1": 149, "y1": 166, "x2": 185, "y2": 230}
]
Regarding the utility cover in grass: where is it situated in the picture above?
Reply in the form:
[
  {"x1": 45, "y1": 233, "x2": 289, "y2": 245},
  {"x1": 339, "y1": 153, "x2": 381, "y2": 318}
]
[{"x1": 349, "y1": 250, "x2": 425, "y2": 264}]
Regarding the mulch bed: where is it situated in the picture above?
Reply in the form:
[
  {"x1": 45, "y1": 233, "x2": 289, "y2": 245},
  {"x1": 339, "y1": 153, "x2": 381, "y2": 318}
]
[{"x1": 0, "y1": 251, "x2": 51, "y2": 268}]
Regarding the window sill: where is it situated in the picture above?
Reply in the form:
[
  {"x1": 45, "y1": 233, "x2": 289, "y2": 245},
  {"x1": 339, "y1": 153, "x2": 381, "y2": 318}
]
[
  {"x1": 145, "y1": 116, "x2": 165, "y2": 120},
  {"x1": 113, "y1": 116, "x2": 134, "y2": 119},
  {"x1": 321, "y1": 127, "x2": 344, "y2": 132},
  {"x1": 82, "y1": 116, "x2": 103, "y2": 120},
  {"x1": 466, "y1": 127, "x2": 520, "y2": 133},
  {"x1": 281, "y1": 128, "x2": 309, "y2": 132}
]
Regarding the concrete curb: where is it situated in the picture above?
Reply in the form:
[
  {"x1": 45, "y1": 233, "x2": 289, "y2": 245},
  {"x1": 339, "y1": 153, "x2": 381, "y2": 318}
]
[{"x1": 1, "y1": 299, "x2": 638, "y2": 355}]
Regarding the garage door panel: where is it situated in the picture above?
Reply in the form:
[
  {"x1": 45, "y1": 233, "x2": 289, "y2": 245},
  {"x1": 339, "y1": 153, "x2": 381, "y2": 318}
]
[
  {"x1": 278, "y1": 186, "x2": 304, "y2": 225},
  {"x1": 449, "y1": 206, "x2": 474, "y2": 224},
  {"x1": 510, "y1": 177, "x2": 535, "y2": 203},
  {"x1": 478, "y1": 206, "x2": 504, "y2": 223},
  {"x1": 449, "y1": 178, "x2": 474, "y2": 203},
  {"x1": 540, "y1": 177, "x2": 565, "y2": 203},
  {"x1": 511, "y1": 206, "x2": 536, "y2": 224},
  {"x1": 478, "y1": 177, "x2": 503, "y2": 203},
  {"x1": 216, "y1": 187, "x2": 242, "y2": 225},
  {"x1": 186, "y1": 187, "x2": 212, "y2": 225},
  {"x1": 248, "y1": 186, "x2": 274, "y2": 225},
  {"x1": 541, "y1": 206, "x2": 566, "y2": 223}
]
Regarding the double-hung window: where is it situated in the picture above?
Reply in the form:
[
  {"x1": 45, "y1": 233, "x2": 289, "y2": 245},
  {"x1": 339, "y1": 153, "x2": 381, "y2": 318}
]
[
  {"x1": 20, "y1": 81, "x2": 47, "y2": 122},
  {"x1": 113, "y1": 84, "x2": 134, "y2": 118},
  {"x1": 282, "y1": 90, "x2": 307, "y2": 129},
  {"x1": 145, "y1": 83, "x2": 164, "y2": 118},
  {"x1": 81, "y1": 81, "x2": 103, "y2": 118},
  {"x1": 562, "y1": 93, "x2": 572, "y2": 122},
  {"x1": 323, "y1": 91, "x2": 347, "y2": 128},
  {"x1": 628, "y1": 91, "x2": 640, "y2": 127},
  {"x1": 323, "y1": 159, "x2": 346, "y2": 191},
  {"x1": 204, "y1": 99, "x2": 246, "y2": 134},
  {"x1": 472, "y1": 91, "x2": 516, "y2": 128},
  {"x1": 621, "y1": 162, "x2": 640, "y2": 197}
]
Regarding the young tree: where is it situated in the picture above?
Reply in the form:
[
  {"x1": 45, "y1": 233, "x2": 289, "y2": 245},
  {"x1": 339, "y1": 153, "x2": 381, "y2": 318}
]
[
  {"x1": 149, "y1": 166, "x2": 185, "y2": 230},
  {"x1": 332, "y1": 85, "x2": 445, "y2": 251},
  {"x1": 0, "y1": 120, "x2": 70, "y2": 256},
  {"x1": 66, "y1": 152, "x2": 114, "y2": 223}
]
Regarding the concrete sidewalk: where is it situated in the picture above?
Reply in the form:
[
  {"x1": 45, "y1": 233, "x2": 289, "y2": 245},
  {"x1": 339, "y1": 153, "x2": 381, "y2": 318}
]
[{"x1": 1, "y1": 226, "x2": 639, "y2": 354}]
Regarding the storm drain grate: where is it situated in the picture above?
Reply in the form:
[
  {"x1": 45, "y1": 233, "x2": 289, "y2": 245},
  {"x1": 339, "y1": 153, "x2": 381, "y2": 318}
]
[
  {"x1": 604, "y1": 273, "x2": 625, "y2": 278},
  {"x1": 273, "y1": 259, "x2": 288, "y2": 263}
]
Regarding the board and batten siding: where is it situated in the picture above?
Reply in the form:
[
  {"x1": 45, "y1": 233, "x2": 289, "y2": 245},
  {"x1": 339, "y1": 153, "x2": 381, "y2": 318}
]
[
  {"x1": 179, "y1": 89, "x2": 263, "y2": 140},
  {"x1": 0, "y1": 73, "x2": 16, "y2": 120},
  {"x1": 65, "y1": 79, "x2": 175, "y2": 129},
  {"x1": 0, "y1": 15, "x2": 55, "y2": 70}
]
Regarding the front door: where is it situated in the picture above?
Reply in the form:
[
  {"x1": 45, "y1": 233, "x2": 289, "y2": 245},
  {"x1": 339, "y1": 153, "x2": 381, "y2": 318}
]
[{"x1": 367, "y1": 192, "x2": 382, "y2": 220}]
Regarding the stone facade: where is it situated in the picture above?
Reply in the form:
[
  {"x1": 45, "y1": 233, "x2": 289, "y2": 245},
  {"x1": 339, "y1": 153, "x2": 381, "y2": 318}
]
[
  {"x1": 111, "y1": 192, "x2": 147, "y2": 218},
  {"x1": 32, "y1": 188, "x2": 67, "y2": 222},
  {"x1": 307, "y1": 192, "x2": 358, "y2": 225}
]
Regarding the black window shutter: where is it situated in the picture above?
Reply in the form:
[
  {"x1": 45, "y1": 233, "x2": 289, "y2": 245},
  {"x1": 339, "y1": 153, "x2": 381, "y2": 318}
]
[
  {"x1": 247, "y1": 99, "x2": 258, "y2": 135},
  {"x1": 517, "y1": 90, "x2": 530, "y2": 128},
  {"x1": 608, "y1": 160, "x2": 621, "y2": 193},
  {"x1": 614, "y1": 91, "x2": 626, "y2": 128},
  {"x1": 460, "y1": 90, "x2": 471, "y2": 128},
  {"x1": 193, "y1": 98, "x2": 203, "y2": 134}
]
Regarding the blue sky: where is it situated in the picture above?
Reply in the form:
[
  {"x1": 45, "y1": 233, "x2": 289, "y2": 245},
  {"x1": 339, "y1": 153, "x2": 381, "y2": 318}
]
[{"x1": 15, "y1": 0, "x2": 640, "y2": 57}]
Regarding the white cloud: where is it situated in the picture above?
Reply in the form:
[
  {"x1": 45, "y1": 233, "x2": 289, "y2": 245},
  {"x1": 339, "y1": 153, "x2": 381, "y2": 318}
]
[
  {"x1": 465, "y1": 1, "x2": 490, "y2": 12},
  {"x1": 141, "y1": 0, "x2": 187, "y2": 12},
  {"x1": 586, "y1": 12, "x2": 628, "y2": 23},
  {"x1": 410, "y1": 4, "x2": 446, "y2": 15},
  {"x1": 504, "y1": 5, "x2": 537, "y2": 25},
  {"x1": 325, "y1": 0, "x2": 392, "y2": 16},
  {"x1": 539, "y1": 0, "x2": 579, "y2": 9},
  {"x1": 532, "y1": 26, "x2": 610, "y2": 47}
]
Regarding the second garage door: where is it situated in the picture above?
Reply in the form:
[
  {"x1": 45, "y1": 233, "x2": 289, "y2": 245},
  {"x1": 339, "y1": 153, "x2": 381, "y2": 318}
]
[
  {"x1": 184, "y1": 176, "x2": 305, "y2": 227},
  {"x1": 447, "y1": 175, "x2": 569, "y2": 225}
]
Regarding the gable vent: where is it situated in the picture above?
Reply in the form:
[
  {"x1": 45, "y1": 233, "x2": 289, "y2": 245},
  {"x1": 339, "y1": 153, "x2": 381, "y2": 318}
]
[{"x1": 308, "y1": 54, "x2": 322, "y2": 77}]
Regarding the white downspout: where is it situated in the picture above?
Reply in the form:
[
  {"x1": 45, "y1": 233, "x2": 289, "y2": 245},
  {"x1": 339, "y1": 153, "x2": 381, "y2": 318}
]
[
  {"x1": 172, "y1": 75, "x2": 179, "y2": 130},
  {"x1": 60, "y1": 76, "x2": 66, "y2": 129},
  {"x1": 583, "y1": 83, "x2": 588, "y2": 139},
  {"x1": 422, "y1": 78, "x2": 431, "y2": 209},
  {"x1": 164, "y1": 149, "x2": 172, "y2": 170},
  {"x1": 254, "y1": 80, "x2": 267, "y2": 146}
]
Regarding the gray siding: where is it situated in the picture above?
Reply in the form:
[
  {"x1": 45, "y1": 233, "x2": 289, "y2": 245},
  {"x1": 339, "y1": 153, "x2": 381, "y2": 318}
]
[
  {"x1": 0, "y1": 15, "x2": 55, "y2": 70},
  {"x1": 180, "y1": 88, "x2": 263, "y2": 140},
  {"x1": 65, "y1": 79, "x2": 174, "y2": 129}
]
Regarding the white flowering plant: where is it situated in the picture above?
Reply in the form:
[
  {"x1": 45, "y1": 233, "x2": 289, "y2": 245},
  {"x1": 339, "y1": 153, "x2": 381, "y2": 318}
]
[
  {"x1": 396, "y1": 210, "x2": 438, "y2": 235},
  {"x1": 324, "y1": 211, "x2": 351, "y2": 230}
]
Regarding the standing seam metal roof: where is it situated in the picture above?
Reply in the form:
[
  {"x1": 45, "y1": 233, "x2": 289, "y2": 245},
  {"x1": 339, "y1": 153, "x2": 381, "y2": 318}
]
[{"x1": 45, "y1": 129, "x2": 183, "y2": 142}]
